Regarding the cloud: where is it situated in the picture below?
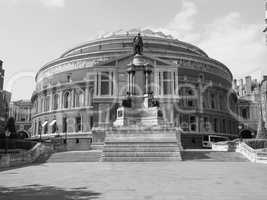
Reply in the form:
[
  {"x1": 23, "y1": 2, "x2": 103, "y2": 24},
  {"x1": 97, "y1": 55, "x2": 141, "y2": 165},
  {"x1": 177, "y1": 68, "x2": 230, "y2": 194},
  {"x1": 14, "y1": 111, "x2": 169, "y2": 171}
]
[
  {"x1": 155, "y1": 0, "x2": 267, "y2": 79},
  {"x1": 39, "y1": 0, "x2": 65, "y2": 7},
  {"x1": 1, "y1": 0, "x2": 65, "y2": 7},
  {"x1": 198, "y1": 12, "x2": 267, "y2": 79},
  {"x1": 154, "y1": 0, "x2": 200, "y2": 42}
]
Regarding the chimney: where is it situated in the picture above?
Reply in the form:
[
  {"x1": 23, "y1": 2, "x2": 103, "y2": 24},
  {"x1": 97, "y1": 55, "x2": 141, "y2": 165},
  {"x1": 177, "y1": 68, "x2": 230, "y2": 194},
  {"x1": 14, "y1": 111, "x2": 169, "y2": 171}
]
[
  {"x1": 239, "y1": 79, "x2": 244, "y2": 96},
  {"x1": 0, "y1": 60, "x2": 4, "y2": 90},
  {"x1": 245, "y1": 76, "x2": 252, "y2": 94}
]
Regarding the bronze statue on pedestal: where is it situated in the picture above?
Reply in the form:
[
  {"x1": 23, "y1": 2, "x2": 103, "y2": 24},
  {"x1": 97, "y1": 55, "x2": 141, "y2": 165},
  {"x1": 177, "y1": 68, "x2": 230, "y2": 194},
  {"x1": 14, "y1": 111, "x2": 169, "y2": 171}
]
[{"x1": 133, "y1": 33, "x2": 143, "y2": 55}]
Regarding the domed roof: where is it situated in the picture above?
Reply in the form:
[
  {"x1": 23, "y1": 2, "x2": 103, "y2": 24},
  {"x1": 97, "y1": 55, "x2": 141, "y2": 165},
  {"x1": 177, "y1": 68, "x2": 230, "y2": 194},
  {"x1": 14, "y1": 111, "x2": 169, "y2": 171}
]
[
  {"x1": 60, "y1": 28, "x2": 209, "y2": 58},
  {"x1": 98, "y1": 28, "x2": 175, "y2": 40},
  {"x1": 36, "y1": 28, "x2": 232, "y2": 85}
]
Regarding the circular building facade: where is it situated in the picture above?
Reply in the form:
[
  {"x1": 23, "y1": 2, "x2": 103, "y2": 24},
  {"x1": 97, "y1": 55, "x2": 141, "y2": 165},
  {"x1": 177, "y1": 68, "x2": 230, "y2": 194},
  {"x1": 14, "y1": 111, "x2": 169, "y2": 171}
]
[{"x1": 31, "y1": 29, "x2": 238, "y2": 149}]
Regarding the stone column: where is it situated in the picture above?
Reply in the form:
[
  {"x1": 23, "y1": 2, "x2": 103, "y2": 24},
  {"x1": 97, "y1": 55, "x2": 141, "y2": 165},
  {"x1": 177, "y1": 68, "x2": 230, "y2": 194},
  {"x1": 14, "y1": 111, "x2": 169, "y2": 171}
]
[
  {"x1": 128, "y1": 72, "x2": 131, "y2": 93},
  {"x1": 145, "y1": 71, "x2": 148, "y2": 94},
  {"x1": 59, "y1": 90, "x2": 63, "y2": 109},
  {"x1": 132, "y1": 72, "x2": 135, "y2": 95},
  {"x1": 71, "y1": 89, "x2": 75, "y2": 108},
  {"x1": 85, "y1": 86, "x2": 89, "y2": 107},
  {"x1": 88, "y1": 87, "x2": 93, "y2": 107},
  {"x1": 49, "y1": 92, "x2": 53, "y2": 111}
]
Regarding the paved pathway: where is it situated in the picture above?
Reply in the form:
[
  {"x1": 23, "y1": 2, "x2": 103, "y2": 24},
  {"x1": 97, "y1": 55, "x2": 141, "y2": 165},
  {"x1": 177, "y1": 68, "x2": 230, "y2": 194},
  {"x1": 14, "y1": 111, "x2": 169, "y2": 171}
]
[{"x1": 0, "y1": 162, "x2": 267, "y2": 200}]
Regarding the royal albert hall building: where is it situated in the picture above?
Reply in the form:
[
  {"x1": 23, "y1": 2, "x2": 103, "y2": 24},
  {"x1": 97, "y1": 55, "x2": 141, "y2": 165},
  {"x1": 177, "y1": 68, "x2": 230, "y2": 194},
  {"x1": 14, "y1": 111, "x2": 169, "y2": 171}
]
[{"x1": 31, "y1": 29, "x2": 238, "y2": 149}]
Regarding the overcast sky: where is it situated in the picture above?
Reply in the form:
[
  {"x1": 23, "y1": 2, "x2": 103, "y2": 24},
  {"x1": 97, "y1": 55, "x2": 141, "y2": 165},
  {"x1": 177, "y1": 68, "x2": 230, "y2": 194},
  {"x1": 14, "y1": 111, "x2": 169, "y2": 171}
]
[{"x1": 0, "y1": 0, "x2": 266, "y2": 100}]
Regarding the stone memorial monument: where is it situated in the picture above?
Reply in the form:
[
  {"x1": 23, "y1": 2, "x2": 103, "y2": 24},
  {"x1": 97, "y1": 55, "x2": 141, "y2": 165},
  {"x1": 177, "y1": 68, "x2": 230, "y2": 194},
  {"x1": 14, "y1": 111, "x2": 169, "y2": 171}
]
[{"x1": 103, "y1": 33, "x2": 182, "y2": 161}]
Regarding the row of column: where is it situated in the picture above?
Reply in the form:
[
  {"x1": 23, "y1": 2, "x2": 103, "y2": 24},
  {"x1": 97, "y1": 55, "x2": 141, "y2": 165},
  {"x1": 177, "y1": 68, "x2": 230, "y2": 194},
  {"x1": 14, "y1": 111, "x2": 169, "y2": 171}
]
[
  {"x1": 127, "y1": 70, "x2": 152, "y2": 95},
  {"x1": 35, "y1": 86, "x2": 94, "y2": 114}
]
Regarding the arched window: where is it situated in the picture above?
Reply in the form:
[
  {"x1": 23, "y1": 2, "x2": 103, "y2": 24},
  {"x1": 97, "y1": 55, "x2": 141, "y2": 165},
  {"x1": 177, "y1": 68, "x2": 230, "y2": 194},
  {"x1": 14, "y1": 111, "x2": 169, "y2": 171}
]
[
  {"x1": 75, "y1": 115, "x2": 82, "y2": 132},
  {"x1": 75, "y1": 90, "x2": 85, "y2": 107},
  {"x1": 53, "y1": 94, "x2": 59, "y2": 110},
  {"x1": 52, "y1": 122, "x2": 57, "y2": 133},
  {"x1": 38, "y1": 121, "x2": 42, "y2": 135},
  {"x1": 179, "y1": 87, "x2": 195, "y2": 107},
  {"x1": 62, "y1": 117, "x2": 67, "y2": 133},
  {"x1": 63, "y1": 91, "x2": 70, "y2": 108},
  {"x1": 162, "y1": 71, "x2": 172, "y2": 95},
  {"x1": 42, "y1": 120, "x2": 48, "y2": 135},
  {"x1": 44, "y1": 96, "x2": 50, "y2": 112},
  {"x1": 211, "y1": 93, "x2": 216, "y2": 109},
  {"x1": 40, "y1": 98, "x2": 44, "y2": 112}
]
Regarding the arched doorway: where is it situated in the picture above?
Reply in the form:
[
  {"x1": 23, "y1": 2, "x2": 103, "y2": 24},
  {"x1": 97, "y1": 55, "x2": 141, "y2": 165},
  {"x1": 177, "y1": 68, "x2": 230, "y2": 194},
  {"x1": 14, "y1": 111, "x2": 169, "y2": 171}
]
[
  {"x1": 17, "y1": 130, "x2": 29, "y2": 139},
  {"x1": 240, "y1": 129, "x2": 253, "y2": 139}
]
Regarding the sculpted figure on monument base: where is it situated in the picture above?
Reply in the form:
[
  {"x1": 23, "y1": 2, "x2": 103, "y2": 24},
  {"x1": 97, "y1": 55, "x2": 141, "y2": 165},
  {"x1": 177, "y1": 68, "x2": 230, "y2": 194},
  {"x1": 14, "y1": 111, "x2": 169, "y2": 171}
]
[{"x1": 133, "y1": 33, "x2": 143, "y2": 55}]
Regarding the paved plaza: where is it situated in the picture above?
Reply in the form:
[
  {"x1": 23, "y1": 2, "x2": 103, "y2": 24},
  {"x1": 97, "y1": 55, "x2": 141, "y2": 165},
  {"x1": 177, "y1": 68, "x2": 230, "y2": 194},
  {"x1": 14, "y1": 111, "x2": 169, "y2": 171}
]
[{"x1": 0, "y1": 161, "x2": 267, "y2": 200}]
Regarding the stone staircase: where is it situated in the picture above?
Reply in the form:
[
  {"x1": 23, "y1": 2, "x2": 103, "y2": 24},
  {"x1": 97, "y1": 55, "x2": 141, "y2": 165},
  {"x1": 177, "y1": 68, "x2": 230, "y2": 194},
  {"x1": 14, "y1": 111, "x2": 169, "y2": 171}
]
[
  {"x1": 47, "y1": 150, "x2": 102, "y2": 163},
  {"x1": 103, "y1": 128, "x2": 182, "y2": 162}
]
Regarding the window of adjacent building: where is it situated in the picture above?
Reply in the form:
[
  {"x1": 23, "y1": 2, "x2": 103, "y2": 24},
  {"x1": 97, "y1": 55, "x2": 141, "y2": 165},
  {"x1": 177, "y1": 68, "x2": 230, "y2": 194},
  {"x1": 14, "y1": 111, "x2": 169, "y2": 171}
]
[
  {"x1": 100, "y1": 72, "x2": 110, "y2": 95},
  {"x1": 38, "y1": 121, "x2": 42, "y2": 135},
  {"x1": 75, "y1": 90, "x2": 85, "y2": 107},
  {"x1": 179, "y1": 114, "x2": 197, "y2": 132},
  {"x1": 53, "y1": 94, "x2": 59, "y2": 110},
  {"x1": 96, "y1": 71, "x2": 114, "y2": 96},
  {"x1": 179, "y1": 87, "x2": 195, "y2": 107},
  {"x1": 241, "y1": 108, "x2": 249, "y2": 119},
  {"x1": 190, "y1": 116, "x2": 197, "y2": 132},
  {"x1": 163, "y1": 71, "x2": 172, "y2": 95},
  {"x1": 63, "y1": 117, "x2": 67, "y2": 133},
  {"x1": 188, "y1": 100, "x2": 194, "y2": 107},
  {"x1": 180, "y1": 114, "x2": 189, "y2": 132},
  {"x1": 63, "y1": 91, "x2": 70, "y2": 108},
  {"x1": 41, "y1": 98, "x2": 44, "y2": 112},
  {"x1": 75, "y1": 116, "x2": 82, "y2": 132},
  {"x1": 44, "y1": 122, "x2": 48, "y2": 135},
  {"x1": 44, "y1": 96, "x2": 50, "y2": 112}
]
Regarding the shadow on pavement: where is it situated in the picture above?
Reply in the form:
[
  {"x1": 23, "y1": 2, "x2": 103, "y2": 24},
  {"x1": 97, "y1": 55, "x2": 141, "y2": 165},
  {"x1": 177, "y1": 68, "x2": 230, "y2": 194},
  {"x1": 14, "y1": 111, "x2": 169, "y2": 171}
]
[
  {"x1": 0, "y1": 184, "x2": 101, "y2": 200},
  {"x1": 182, "y1": 150, "x2": 211, "y2": 161},
  {"x1": 182, "y1": 150, "x2": 248, "y2": 162}
]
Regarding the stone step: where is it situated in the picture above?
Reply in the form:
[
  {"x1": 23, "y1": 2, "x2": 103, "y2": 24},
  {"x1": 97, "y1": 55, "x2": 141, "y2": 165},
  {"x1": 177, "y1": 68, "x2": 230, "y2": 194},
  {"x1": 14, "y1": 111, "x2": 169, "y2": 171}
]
[
  {"x1": 103, "y1": 156, "x2": 181, "y2": 162},
  {"x1": 103, "y1": 128, "x2": 182, "y2": 162},
  {"x1": 104, "y1": 142, "x2": 178, "y2": 145},
  {"x1": 104, "y1": 151, "x2": 180, "y2": 157},
  {"x1": 47, "y1": 150, "x2": 102, "y2": 163},
  {"x1": 103, "y1": 147, "x2": 179, "y2": 152},
  {"x1": 257, "y1": 152, "x2": 267, "y2": 156},
  {"x1": 257, "y1": 156, "x2": 267, "y2": 160},
  {"x1": 105, "y1": 139, "x2": 178, "y2": 143},
  {"x1": 106, "y1": 134, "x2": 177, "y2": 138}
]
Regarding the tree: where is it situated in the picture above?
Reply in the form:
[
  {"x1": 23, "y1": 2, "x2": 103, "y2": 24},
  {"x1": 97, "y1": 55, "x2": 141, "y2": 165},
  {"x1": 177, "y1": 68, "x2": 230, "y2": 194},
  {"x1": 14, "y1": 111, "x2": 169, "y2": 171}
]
[{"x1": 5, "y1": 117, "x2": 16, "y2": 138}]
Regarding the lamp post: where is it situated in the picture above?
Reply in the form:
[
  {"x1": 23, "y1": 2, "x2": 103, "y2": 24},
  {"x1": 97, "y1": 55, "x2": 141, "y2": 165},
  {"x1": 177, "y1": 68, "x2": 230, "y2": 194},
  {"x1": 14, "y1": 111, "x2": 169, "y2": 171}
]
[{"x1": 4, "y1": 130, "x2": 11, "y2": 154}]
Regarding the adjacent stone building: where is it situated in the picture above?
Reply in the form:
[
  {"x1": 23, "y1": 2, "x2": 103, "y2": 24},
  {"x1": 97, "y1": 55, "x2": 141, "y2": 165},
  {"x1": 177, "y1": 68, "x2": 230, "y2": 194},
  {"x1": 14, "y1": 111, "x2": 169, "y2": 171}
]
[
  {"x1": 31, "y1": 29, "x2": 239, "y2": 149},
  {"x1": 233, "y1": 76, "x2": 267, "y2": 138},
  {"x1": 0, "y1": 60, "x2": 11, "y2": 135},
  {"x1": 9, "y1": 100, "x2": 33, "y2": 138}
]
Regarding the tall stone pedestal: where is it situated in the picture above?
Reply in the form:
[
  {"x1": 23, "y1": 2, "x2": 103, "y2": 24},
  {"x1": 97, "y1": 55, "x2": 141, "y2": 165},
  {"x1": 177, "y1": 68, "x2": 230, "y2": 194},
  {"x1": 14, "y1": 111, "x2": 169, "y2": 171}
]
[
  {"x1": 102, "y1": 54, "x2": 182, "y2": 161},
  {"x1": 103, "y1": 127, "x2": 182, "y2": 161}
]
